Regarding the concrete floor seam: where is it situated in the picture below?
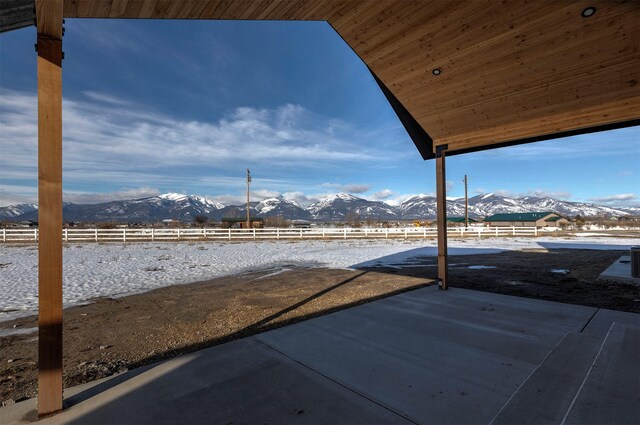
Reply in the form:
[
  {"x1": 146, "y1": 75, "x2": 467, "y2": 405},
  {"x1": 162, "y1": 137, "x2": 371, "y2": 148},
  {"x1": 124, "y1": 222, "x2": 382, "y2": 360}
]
[
  {"x1": 579, "y1": 308, "x2": 601, "y2": 333},
  {"x1": 488, "y1": 330, "x2": 572, "y2": 425},
  {"x1": 253, "y1": 337, "x2": 420, "y2": 425},
  {"x1": 560, "y1": 322, "x2": 617, "y2": 425}
]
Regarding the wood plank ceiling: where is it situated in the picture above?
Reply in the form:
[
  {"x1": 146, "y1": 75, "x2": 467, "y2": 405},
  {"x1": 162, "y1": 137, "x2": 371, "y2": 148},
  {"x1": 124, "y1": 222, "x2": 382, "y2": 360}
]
[{"x1": 16, "y1": 0, "x2": 640, "y2": 157}]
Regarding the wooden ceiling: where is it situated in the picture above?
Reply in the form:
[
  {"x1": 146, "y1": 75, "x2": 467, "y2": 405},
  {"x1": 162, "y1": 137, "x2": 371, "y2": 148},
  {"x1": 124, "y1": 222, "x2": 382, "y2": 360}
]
[{"x1": 5, "y1": 0, "x2": 640, "y2": 158}]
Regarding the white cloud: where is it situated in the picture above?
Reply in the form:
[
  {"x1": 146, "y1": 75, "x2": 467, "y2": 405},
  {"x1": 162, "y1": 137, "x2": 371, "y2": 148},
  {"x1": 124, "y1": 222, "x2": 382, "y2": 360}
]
[
  {"x1": 320, "y1": 183, "x2": 370, "y2": 193},
  {"x1": 63, "y1": 187, "x2": 161, "y2": 204},
  {"x1": 589, "y1": 193, "x2": 637, "y2": 203},
  {"x1": 1, "y1": 89, "x2": 399, "y2": 208},
  {"x1": 209, "y1": 189, "x2": 289, "y2": 206},
  {"x1": 208, "y1": 194, "x2": 245, "y2": 206},
  {"x1": 526, "y1": 189, "x2": 572, "y2": 200},
  {"x1": 82, "y1": 91, "x2": 132, "y2": 106},
  {"x1": 252, "y1": 189, "x2": 281, "y2": 199},
  {"x1": 0, "y1": 186, "x2": 162, "y2": 206},
  {"x1": 282, "y1": 191, "x2": 320, "y2": 207},
  {"x1": 0, "y1": 187, "x2": 37, "y2": 206},
  {"x1": 0, "y1": 89, "x2": 387, "y2": 197},
  {"x1": 372, "y1": 189, "x2": 395, "y2": 200}
]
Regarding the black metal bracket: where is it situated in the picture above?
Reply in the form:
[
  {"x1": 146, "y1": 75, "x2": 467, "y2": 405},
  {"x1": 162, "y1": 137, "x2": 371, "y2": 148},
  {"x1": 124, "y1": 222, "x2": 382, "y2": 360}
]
[
  {"x1": 435, "y1": 144, "x2": 448, "y2": 158},
  {"x1": 369, "y1": 68, "x2": 436, "y2": 161}
]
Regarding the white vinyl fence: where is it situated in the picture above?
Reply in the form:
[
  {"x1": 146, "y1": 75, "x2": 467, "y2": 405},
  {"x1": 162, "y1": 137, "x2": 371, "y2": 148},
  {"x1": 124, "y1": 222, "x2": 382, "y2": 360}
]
[{"x1": 0, "y1": 226, "x2": 538, "y2": 243}]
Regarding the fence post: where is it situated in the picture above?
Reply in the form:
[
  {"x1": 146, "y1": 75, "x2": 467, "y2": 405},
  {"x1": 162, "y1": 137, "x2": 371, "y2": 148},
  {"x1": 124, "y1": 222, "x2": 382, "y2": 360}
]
[
  {"x1": 534, "y1": 227, "x2": 538, "y2": 237},
  {"x1": 253, "y1": 228, "x2": 256, "y2": 240},
  {"x1": 423, "y1": 227, "x2": 426, "y2": 239},
  {"x1": 322, "y1": 228, "x2": 325, "y2": 239},
  {"x1": 2, "y1": 228, "x2": 5, "y2": 243},
  {"x1": 95, "y1": 228, "x2": 98, "y2": 242},
  {"x1": 64, "y1": 228, "x2": 67, "y2": 242},
  {"x1": 34, "y1": 228, "x2": 38, "y2": 242},
  {"x1": 495, "y1": 227, "x2": 498, "y2": 237},
  {"x1": 365, "y1": 228, "x2": 368, "y2": 238},
  {"x1": 344, "y1": 228, "x2": 347, "y2": 240},
  {"x1": 177, "y1": 228, "x2": 181, "y2": 240},
  {"x1": 404, "y1": 228, "x2": 407, "y2": 240},
  {"x1": 151, "y1": 227, "x2": 155, "y2": 242},
  {"x1": 228, "y1": 228, "x2": 231, "y2": 241},
  {"x1": 385, "y1": 228, "x2": 388, "y2": 239},
  {"x1": 512, "y1": 226, "x2": 515, "y2": 236}
]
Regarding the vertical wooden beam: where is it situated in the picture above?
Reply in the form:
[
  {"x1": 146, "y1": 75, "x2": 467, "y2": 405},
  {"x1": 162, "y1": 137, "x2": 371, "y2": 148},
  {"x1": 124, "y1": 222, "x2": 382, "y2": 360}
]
[
  {"x1": 435, "y1": 146, "x2": 448, "y2": 289},
  {"x1": 36, "y1": 0, "x2": 64, "y2": 417}
]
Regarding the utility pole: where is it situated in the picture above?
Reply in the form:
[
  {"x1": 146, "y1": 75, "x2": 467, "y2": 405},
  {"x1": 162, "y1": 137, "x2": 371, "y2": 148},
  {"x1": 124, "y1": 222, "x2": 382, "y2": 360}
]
[
  {"x1": 464, "y1": 174, "x2": 469, "y2": 227},
  {"x1": 246, "y1": 168, "x2": 251, "y2": 229}
]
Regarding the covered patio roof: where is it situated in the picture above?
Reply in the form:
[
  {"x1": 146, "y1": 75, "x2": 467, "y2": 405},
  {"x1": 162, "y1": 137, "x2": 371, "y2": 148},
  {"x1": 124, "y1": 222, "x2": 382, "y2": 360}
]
[
  {"x1": 1, "y1": 0, "x2": 638, "y2": 417},
  {"x1": 3, "y1": 0, "x2": 639, "y2": 158}
]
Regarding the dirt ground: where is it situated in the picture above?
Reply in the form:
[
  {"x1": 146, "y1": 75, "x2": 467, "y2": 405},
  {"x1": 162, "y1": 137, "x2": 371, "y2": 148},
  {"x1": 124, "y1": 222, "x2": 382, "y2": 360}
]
[{"x1": 1, "y1": 248, "x2": 638, "y2": 406}]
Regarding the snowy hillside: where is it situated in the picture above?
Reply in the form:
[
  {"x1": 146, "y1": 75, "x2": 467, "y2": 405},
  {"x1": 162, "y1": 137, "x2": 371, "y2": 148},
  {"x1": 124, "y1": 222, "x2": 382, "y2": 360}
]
[
  {"x1": 1, "y1": 192, "x2": 637, "y2": 222},
  {"x1": 308, "y1": 193, "x2": 399, "y2": 221},
  {"x1": 255, "y1": 197, "x2": 311, "y2": 220},
  {"x1": 1, "y1": 236, "x2": 636, "y2": 321},
  {"x1": 0, "y1": 203, "x2": 38, "y2": 220}
]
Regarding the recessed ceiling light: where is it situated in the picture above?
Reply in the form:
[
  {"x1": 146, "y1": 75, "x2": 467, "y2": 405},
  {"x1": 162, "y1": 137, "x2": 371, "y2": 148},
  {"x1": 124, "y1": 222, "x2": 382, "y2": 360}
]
[
  {"x1": 581, "y1": 7, "x2": 596, "y2": 18},
  {"x1": 432, "y1": 68, "x2": 442, "y2": 76}
]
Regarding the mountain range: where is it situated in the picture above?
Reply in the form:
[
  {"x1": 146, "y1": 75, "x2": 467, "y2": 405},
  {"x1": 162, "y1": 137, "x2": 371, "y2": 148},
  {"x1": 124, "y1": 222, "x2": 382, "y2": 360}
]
[{"x1": 1, "y1": 192, "x2": 638, "y2": 223}]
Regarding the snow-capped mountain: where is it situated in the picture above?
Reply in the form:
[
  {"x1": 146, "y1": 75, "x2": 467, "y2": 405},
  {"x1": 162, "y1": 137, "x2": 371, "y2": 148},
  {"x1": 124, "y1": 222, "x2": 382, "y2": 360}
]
[
  {"x1": 399, "y1": 195, "x2": 468, "y2": 219},
  {"x1": 1, "y1": 192, "x2": 637, "y2": 223},
  {"x1": 255, "y1": 197, "x2": 311, "y2": 220},
  {"x1": 158, "y1": 193, "x2": 224, "y2": 210},
  {"x1": 307, "y1": 193, "x2": 399, "y2": 221},
  {"x1": 456, "y1": 193, "x2": 635, "y2": 219},
  {"x1": 5, "y1": 194, "x2": 225, "y2": 223},
  {"x1": 0, "y1": 203, "x2": 38, "y2": 220}
]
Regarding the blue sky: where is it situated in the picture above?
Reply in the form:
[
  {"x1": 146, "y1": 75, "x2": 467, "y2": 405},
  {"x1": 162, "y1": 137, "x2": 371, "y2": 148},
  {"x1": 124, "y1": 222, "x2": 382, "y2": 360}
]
[{"x1": 1, "y1": 20, "x2": 638, "y2": 207}]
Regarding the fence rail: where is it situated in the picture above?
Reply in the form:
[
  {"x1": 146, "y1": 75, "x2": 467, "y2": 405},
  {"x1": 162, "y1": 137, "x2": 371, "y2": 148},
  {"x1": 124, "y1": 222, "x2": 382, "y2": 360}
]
[{"x1": 0, "y1": 226, "x2": 538, "y2": 243}]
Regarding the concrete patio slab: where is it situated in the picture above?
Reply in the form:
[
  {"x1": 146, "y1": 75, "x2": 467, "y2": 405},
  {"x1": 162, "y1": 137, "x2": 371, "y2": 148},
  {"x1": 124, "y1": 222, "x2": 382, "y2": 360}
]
[
  {"x1": 599, "y1": 255, "x2": 640, "y2": 285},
  {"x1": 1, "y1": 287, "x2": 638, "y2": 424}
]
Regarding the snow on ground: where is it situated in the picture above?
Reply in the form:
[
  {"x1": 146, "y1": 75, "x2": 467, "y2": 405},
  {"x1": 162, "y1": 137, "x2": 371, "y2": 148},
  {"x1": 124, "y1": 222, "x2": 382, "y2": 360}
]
[{"x1": 1, "y1": 236, "x2": 638, "y2": 322}]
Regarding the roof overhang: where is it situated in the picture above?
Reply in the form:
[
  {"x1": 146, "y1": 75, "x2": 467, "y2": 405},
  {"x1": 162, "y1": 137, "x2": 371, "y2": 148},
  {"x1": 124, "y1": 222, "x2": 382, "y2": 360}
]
[{"x1": 2, "y1": 0, "x2": 638, "y2": 160}]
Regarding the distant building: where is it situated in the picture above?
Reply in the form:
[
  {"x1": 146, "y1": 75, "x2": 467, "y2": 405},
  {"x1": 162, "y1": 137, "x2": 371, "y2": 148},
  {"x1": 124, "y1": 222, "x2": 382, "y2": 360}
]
[
  {"x1": 221, "y1": 217, "x2": 264, "y2": 228},
  {"x1": 484, "y1": 212, "x2": 569, "y2": 228},
  {"x1": 621, "y1": 215, "x2": 640, "y2": 222},
  {"x1": 291, "y1": 220, "x2": 312, "y2": 228},
  {"x1": 18, "y1": 220, "x2": 38, "y2": 228},
  {"x1": 446, "y1": 217, "x2": 479, "y2": 226},
  {"x1": 161, "y1": 219, "x2": 181, "y2": 227}
]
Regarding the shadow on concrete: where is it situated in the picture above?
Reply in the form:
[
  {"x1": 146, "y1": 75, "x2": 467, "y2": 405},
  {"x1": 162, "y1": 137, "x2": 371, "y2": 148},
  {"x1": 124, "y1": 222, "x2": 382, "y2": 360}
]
[
  {"x1": 537, "y1": 241, "x2": 635, "y2": 250},
  {"x1": 348, "y1": 244, "x2": 638, "y2": 313},
  {"x1": 35, "y1": 243, "x2": 636, "y2": 422},
  {"x1": 66, "y1": 269, "x2": 432, "y2": 410}
]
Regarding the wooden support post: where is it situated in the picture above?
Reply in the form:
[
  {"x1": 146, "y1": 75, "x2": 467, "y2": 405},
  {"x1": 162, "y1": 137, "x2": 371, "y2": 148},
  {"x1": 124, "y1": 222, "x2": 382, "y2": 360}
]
[
  {"x1": 36, "y1": 0, "x2": 64, "y2": 417},
  {"x1": 435, "y1": 146, "x2": 448, "y2": 290}
]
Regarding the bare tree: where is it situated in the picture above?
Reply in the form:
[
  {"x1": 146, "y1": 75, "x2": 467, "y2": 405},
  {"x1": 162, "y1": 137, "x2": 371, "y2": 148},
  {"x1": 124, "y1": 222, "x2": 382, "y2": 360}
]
[
  {"x1": 194, "y1": 215, "x2": 208, "y2": 227},
  {"x1": 264, "y1": 216, "x2": 290, "y2": 228},
  {"x1": 345, "y1": 211, "x2": 361, "y2": 228}
]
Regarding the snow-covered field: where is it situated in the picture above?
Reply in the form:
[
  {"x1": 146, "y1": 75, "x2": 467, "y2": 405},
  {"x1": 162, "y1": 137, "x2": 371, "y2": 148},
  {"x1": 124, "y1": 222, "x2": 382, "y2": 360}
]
[{"x1": 1, "y1": 236, "x2": 637, "y2": 322}]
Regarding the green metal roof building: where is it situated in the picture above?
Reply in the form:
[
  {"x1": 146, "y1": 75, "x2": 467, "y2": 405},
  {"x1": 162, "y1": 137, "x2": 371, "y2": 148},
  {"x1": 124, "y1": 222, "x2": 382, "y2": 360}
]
[
  {"x1": 447, "y1": 217, "x2": 479, "y2": 224},
  {"x1": 484, "y1": 212, "x2": 569, "y2": 227}
]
